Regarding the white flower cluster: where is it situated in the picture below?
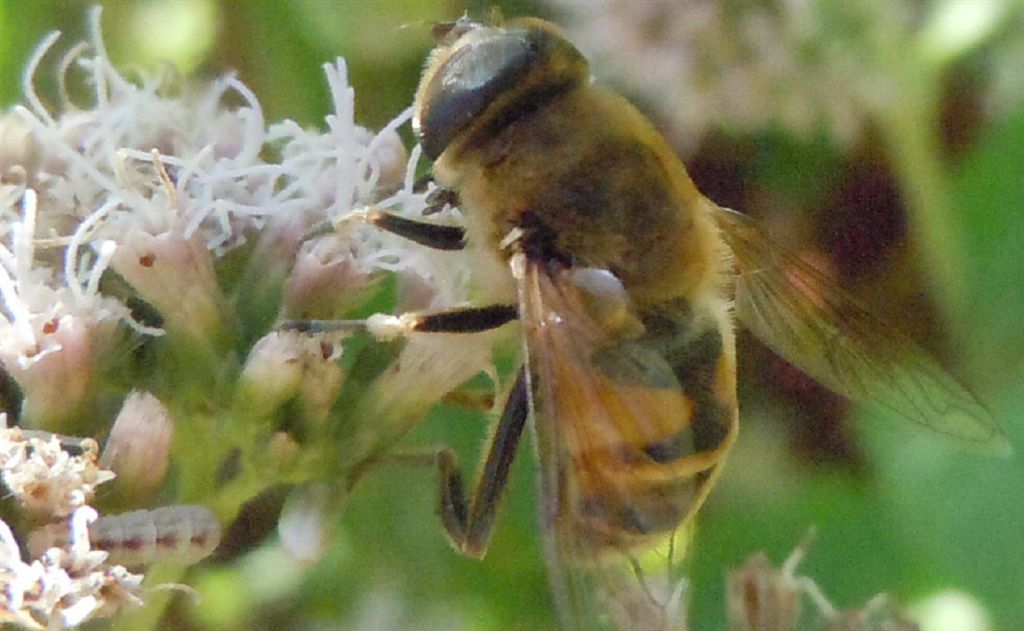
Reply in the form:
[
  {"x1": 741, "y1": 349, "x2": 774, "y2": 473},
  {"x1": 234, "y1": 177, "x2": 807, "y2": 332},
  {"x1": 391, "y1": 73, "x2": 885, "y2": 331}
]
[
  {"x1": 1, "y1": 507, "x2": 145, "y2": 630},
  {"x1": 1, "y1": 7, "x2": 499, "y2": 626},
  {"x1": 0, "y1": 422, "x2": 113, "y2": 517},
  {"x1": 548, "y1": 0, "x2": 1020, "y2": 155},
  {"x1": 1, "y1": 6, "x2": 483, "y2": 430},
  {"x1": 726, "y1": 537, "x2": 920, "y2": 630},
  {"x1": 548, "y1": 0, "x2": 886, "y2": 152},
  {"x1": 1, "y1": 420, "x2": 144, "y2": 629},
  {"x1": 1, "y1": 5, "x2": 505, "y2": 624}
]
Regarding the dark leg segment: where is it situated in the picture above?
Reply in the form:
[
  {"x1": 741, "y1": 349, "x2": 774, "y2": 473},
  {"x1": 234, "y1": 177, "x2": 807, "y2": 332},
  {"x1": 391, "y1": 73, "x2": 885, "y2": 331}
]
[
  {"x1": 438, "y1": 366, "x2": 529, "y2": 557},
  {"x1": 365, "y1": 208, "x2": 465, "y2": 250},
  {"x1": 344, "y1": 367, "x2": 528, "y2": 558},
  {"x1": 411, "y1": 304, "x2": 517, "y2": 333}
]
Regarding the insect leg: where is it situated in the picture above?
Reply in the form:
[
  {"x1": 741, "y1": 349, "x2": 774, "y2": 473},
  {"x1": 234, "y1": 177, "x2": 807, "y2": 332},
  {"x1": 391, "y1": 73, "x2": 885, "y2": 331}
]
[
  {"x1": 438, "y1": 366, "x2": 529, "y2": 558},
  {"x1": 411, "y1": 172, "x2": 460, "y2": 216},
  {"x1": 362, "y1": 208, "x2": 465, "y2": 250},
  {"x1": 406, "y1": 304, "x2": 517, "y2": 333},
  {"x1": 422, "y1": 185, "x2": 460, "y2": 216},
  {"x1": 304, "y1": 206, "x2": 465, "y2": 250},
  {"x1": 281, "y1": 291, "x2": 520, "y2": 558},
  {"x1": 342, "y1": 368, "x2": 527, "y2": 559},
  {"x1": 280, "y1": 304, "x2": 517, "y2": 339}
]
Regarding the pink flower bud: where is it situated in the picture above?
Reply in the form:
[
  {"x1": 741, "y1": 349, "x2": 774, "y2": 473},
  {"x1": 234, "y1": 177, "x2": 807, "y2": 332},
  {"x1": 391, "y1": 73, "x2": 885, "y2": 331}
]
[
  {"x1": 282, "y1": 235, "x2": 382, "y2": 320},
  {"x1": 99, "y1": 391, "x2": 174, "y2": 499},
  {"x1": 237, "y1": 330, "x2": 343, "y2": 421},
  {"x1": 108, "y1": 225, "x2": 229, "y2": 345},
  {"x1": 3, "y1": 313, "x2": 124, "y2": 431}
]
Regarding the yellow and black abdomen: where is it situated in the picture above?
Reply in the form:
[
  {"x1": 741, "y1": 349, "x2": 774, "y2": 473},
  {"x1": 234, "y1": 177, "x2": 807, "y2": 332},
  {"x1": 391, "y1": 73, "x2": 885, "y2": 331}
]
[
  {"x1": 525, "y1": 259, "x2": 738, "y2": 553},
  {"x1": 567, "y1": 314, "x2": 738, "y2": 551}
]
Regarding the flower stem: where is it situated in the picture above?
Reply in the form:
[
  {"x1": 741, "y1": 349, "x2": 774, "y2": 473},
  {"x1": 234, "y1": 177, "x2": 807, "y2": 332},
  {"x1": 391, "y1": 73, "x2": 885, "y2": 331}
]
[{"x1": 876, "y1": 56, "x2": 968, "y2": 340}]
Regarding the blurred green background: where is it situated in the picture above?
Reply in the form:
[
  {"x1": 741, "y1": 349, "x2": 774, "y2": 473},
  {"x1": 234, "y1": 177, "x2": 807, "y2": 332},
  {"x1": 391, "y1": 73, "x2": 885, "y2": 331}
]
[{"x1": 2, "y1": 1, "x2": 1022, "y2": 630}]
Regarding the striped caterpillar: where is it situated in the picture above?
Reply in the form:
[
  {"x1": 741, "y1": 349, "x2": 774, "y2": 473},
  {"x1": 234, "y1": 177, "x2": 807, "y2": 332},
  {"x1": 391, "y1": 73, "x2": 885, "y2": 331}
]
[{"x1": 29, "y1": 505, "x2": 220, "y2": 567}]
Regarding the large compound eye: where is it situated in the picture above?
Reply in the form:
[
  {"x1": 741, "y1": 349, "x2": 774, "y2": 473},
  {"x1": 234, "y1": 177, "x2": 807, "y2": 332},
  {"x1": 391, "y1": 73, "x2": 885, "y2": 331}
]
[{"x1": 416, "y1": 30, "x2": 536, "y2": 159}]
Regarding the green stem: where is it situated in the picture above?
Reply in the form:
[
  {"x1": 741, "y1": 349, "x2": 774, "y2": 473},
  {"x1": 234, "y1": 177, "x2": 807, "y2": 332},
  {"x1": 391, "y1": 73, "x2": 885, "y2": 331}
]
[{"x1": 875, "y1": 60, "x2": 968, "y2": 340}]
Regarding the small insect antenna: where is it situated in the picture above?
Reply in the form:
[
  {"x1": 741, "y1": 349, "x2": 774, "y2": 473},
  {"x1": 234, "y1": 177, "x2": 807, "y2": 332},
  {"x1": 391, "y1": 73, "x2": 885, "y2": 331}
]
[
  {"x1": 396, "y1": 20, "x2": 431, "y2": 36},
  {"x1": 396, "y1": 15, "x2": 473, "y2": 42},
  {"x1": 427, "y1": 13, "x2": 483, "y2": 42}
]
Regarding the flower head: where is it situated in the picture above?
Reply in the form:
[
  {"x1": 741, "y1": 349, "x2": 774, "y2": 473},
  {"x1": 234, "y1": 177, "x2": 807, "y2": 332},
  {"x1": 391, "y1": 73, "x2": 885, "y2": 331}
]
[
  {"x1": 0, "y1": 419, "x2": 114, "y2": 518},
  {"x1": 1, "y1": 507, "x2": 146, "y2": 629},
  {"x1": 2, "y1": 6, "x2": 505, "y2": 628}
]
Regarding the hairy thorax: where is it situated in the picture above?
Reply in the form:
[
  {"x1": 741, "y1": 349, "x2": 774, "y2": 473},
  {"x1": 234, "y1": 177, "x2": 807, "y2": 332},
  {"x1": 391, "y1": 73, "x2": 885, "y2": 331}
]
[{"x1": 434, "y1": 85, "x2": 727, "y2": 313}]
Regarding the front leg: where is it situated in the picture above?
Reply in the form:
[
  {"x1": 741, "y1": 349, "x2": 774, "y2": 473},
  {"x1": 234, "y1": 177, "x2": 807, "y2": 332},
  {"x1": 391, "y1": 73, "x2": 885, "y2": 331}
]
[
  {"x1": 304, "y1": 179, "x2": 464, "y2": 250},
  {"x1": 412, "y1": 173, "x2": 460, "y2": 216},
  {"x1": 423, "y1": 185, "x2": 460, "y2": 216},
  {"x1": 304, "y1": 206, "x2": 467, "y2": 250},
  {"x1": 362, "y1": 208, "x2": 465, "y2": 250}
]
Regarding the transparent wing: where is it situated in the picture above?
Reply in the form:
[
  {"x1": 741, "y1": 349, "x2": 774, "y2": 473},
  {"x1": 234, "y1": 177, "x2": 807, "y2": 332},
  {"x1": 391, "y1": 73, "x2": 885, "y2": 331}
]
[
  {"x1": 713, "y1": 205, "x2": 1010, "y2": 454},
  {"x1": 516, "y1": 257, "x2": 734, "y2": 631}
]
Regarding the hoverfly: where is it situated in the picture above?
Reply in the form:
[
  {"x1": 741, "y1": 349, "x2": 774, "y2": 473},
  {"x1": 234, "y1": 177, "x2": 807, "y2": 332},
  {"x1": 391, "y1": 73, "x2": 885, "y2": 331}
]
[{"x1": 298, "y1": 15, "x2": 1008, "y2": 630}]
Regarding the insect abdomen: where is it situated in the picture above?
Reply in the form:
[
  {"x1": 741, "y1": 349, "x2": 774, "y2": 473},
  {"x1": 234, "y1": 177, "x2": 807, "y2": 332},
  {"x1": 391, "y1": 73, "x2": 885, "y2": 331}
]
[{"x1": 574, "y1": 319, "x2": 738, "y2": 550}]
